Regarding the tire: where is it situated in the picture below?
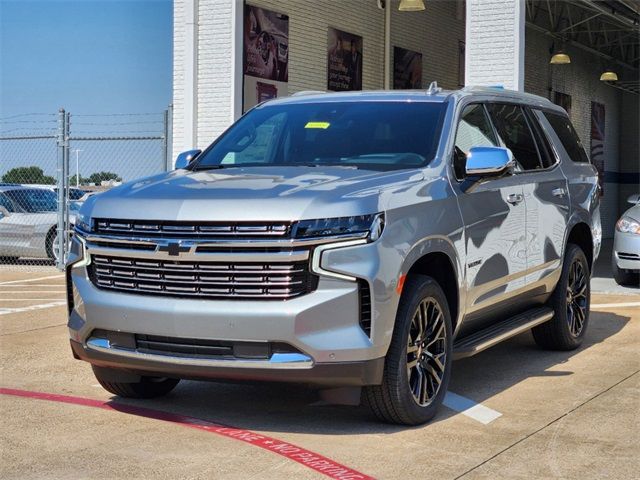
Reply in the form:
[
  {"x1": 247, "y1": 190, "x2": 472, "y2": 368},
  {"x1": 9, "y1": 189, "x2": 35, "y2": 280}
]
[
  {"x1": 45, "y1": 228, "x2": 58, "y2": 261},
  {"x1": 363, "y1": 275, "x2": 453, "y2": 425},
  {"x1": 532, "y1": 243, "x2": 590, "y2": 351},
  {"x1": 92, "y1": 366, "x2": 180, "y2": 399},
  {"x1": 612, "y1": 257, "x2": 639, "y2": 287}
]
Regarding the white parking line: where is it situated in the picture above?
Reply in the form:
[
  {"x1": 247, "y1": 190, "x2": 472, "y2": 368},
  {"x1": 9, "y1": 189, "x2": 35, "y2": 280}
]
[
  {"x1": 0, "y1": 299, "x2": 65, "y2": 301},
  {"x1": 443, "y1": 391, "x2": 502, "y2": 425},
  {"x1": 591, "y1": 302, "x2": 640, "y2": 309},
  {"x1": 0, "y1": 301, "x2": 66, "y2": 315},
  {"x1": 0, "y1": 274, "x2": 64, "y2": 285},
  {"x1": 0, "y1": 290, "x2": 66, "y2": 293},
  {"x1": 0, "y1": 284, "x2": 65, "y2": 288}
]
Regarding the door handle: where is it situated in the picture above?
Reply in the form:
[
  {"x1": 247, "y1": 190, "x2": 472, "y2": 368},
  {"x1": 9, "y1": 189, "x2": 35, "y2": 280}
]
[
  {"x1": 506, "y1": 193, "x2": 524, "y2": 205},
  {"x1": 552, "y1": 187, "x2": 567, "y2": 197}
]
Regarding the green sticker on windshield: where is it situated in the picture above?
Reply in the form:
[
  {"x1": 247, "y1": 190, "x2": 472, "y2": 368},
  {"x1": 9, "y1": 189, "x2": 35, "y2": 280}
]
[{"x1": 305, "y1": 121, "x2": 330, "y2": 129}]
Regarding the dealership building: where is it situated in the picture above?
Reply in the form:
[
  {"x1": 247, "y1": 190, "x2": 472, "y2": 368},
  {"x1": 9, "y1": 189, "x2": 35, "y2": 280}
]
[{"x1": 172, "y1": 0, "x2": 639, "y2": 237}]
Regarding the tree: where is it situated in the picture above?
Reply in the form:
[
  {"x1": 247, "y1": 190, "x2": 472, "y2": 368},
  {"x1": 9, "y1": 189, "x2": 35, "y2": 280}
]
[
  {"x1": 69, "y1": 174, "x2": 86, "y2": 186},
  {"x1": 86, "y1": 171, "x2": 122, "y2": 184},
  {"x1": 2, "y1": 166, "x2": 55, "y2": 185}
]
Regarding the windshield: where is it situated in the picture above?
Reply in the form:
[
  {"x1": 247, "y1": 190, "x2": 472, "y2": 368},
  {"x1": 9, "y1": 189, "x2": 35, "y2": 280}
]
[
  {"x1": 5, "y1": 189, "x2": 58, "y2": 213},
  {"x1": 192, "y1": 101, "x2": 446, "y2": 171}
]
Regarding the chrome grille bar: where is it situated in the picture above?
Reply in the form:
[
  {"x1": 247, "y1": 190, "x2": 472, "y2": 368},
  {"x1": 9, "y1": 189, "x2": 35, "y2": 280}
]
[
  {"x1": 94, "y1": 219, "x2": 291, "y2": 238},
  {"x1": 89, "y1": 255, "x2": 315, "y2": 300}
]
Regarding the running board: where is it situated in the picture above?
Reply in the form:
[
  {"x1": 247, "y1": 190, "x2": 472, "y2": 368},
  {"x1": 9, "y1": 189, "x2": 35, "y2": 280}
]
[{"x1": 453, "y1": 306, "x2": 554, "y2": 360}]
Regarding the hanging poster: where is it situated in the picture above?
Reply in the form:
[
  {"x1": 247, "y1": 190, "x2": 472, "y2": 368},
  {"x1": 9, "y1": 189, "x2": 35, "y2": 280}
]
[
  {"x1": 327, "y1": 28, "x2": 363, "y2": 91},
  {"x1": 590, "y1": 102, "x2": 605, "y2": 196},
  {"x1": 393, "y1": 47, "x2": 422, "y2": 89},
  {"x1": 243, "y1": 5, "x2": 289, "y2": 112}
]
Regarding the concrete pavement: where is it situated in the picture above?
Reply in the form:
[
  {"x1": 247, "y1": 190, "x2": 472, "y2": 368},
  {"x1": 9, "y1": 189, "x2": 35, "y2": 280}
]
[{"x1": 0, "y1": 266, "x2": 638, "y2": 479}]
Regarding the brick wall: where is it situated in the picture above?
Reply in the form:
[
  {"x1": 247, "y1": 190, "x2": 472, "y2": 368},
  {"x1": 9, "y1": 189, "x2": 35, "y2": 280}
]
[
  {"x1": 525, "y1": 27, "x2": 632, "y2": 237},
  {"x1": 173, "y1": 0, "x2": 465, "y2": 158},
  {"x1": 465, "y1": 0, "x2": 523, "y2": 90}
]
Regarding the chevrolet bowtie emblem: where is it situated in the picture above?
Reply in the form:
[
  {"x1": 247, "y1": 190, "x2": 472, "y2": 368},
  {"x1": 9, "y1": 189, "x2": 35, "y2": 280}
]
[{"x1": 157, "y1": 242, "x2": 190, "y2": 256}]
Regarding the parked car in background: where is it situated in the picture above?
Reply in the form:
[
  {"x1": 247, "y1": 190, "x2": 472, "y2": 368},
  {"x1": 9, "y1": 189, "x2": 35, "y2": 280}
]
[
  {"x1": 612, "y1": 194, "x2": 640, "y2": 286},
  {"x1": 68, "y1": 87, "x2": 600, "y2": 425},
  {"x1": 0, "y1": 185, "x2": 74, "y2": 262}
]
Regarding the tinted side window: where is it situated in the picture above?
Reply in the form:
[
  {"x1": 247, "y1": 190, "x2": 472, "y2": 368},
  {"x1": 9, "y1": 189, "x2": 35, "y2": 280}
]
[
  {"x1": 543, "y1": 111, "x2": 590, "y2": 163},
  {"x1": 453, "y1": 104, "x2": 498, "y2": 179},
  {"x1": 525, "y1": 108, "x2": 556, "y2": 168},
  {"x1": 0, "y1": 193, "x2": 16, "y2": 212},
  {"x1": 487, "y1": 104, "x2": 543, "y2": 171}
]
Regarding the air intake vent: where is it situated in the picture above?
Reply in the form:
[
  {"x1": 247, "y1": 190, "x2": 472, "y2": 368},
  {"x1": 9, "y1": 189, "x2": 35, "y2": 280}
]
[{"x1": 359, "y1": 280, "x2": 372, "y2": 337}]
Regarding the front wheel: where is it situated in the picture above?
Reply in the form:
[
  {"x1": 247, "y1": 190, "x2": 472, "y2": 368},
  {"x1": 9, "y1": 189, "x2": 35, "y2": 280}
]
[
  {"x1": 533, "y1": 243, "x2": 590, "y2": 350},
  {"x1": 364, "y1": 275, "x2": 452, "y2": 425},
  {"x1": 92, "y1": 366, "x2": 180, "y2": 399}
]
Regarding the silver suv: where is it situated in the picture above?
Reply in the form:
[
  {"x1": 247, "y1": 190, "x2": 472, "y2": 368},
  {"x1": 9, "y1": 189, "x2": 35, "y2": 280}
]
[{"x1": 68, "y1": 87, "x2": 601, "y2": 425}]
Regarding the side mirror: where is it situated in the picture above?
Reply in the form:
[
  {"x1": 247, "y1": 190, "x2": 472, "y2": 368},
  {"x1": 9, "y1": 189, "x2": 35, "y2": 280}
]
[
  {"x1": 627, "y1": 193, "x2": 640, "y2": 205},
  {"x1": 465, "y1": 146, "x2": 515, "y2": 177},
  {"x1": 0, "y1": 206, "x2": 9, "y2": 219},
  {"x1": 175, "y1": 149, "x2": 202, "y2": 170}
]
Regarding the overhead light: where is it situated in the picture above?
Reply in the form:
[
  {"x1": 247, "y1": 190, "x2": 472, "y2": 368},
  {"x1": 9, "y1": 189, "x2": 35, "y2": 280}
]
[
  {"x1": 550, "y1": 50, "x2": 570, "y2": 64},
  {"x1": 600, "y1": 69, "x2": 618, "y2": 81},
  {"x1": 399, "y1": 0, "x2": 425, "y2": 11},
  {"x1": 550, "y1": 41, "x2": 570, "y2": 64}
]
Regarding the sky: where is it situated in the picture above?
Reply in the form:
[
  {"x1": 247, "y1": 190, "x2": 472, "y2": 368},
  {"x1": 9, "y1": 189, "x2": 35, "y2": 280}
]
[{"x1": 0, "y1": 0, "x2": 173, "y2": 180}]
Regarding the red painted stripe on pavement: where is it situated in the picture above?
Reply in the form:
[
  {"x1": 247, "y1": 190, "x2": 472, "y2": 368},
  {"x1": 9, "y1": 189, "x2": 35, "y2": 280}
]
[{"x1": 0, "y1": 387, "x2": 373, "y2": 480}]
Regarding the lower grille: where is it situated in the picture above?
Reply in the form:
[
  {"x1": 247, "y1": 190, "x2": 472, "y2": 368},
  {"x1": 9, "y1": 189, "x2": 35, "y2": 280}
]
[
  {"x1": 618, "y1": 252, "x2": 639, "y2": 261},
  {"x1": 88, "y1": 255, "x2": 316, "y2": 300},
  {"x1": 91, "y1": 330, "x2": 300, "y2": 360}
]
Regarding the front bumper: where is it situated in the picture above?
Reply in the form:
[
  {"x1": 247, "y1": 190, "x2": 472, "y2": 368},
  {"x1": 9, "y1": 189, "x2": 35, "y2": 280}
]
[
  {"x1": 613, "y1": 231, "x2": 640, "y2": 271},
  {"x1": 70, "y1": 339, "x2": 384, "y2": 386},
  {"x1": 66, "y1": 231, "x2": 400, "y2": 387}
]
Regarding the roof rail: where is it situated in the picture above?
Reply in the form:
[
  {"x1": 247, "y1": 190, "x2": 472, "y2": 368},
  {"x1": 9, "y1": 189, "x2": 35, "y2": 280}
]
[{"x1": 291, "y1": 90, "x2": 326, "y2": 97}]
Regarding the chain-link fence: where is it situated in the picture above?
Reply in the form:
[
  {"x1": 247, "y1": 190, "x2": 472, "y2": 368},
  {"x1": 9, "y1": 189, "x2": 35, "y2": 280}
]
[{"x1": 0, "y1": 108, "x2": 171, "y2": 270}]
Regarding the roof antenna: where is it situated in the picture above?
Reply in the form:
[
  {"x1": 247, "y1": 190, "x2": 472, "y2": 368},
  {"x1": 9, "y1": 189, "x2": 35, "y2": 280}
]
[{"x1": 426, "y1": 81, "x2": 442, "y2": 95}]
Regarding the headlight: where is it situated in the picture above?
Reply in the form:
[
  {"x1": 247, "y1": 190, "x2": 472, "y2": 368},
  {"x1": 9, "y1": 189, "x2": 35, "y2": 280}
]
[
  {"x1": 616, "y1": 216, "x2": 640, "y2": 234},
  {"x1": 76, "y1": 211, "x2": 92, "y2": 232},
  {"x1": 294, "y1": 213, "x2": 384, "y2": 240}
]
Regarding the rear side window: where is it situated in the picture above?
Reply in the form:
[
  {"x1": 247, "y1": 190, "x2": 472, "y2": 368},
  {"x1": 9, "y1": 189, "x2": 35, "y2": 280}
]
[
  {"x1": 487, "y1": 103, "x2": 543, "y2": 171},
  {"x1": 525, "y1": 108, "x2": 556, "y2": 169},
  {"x1": 542, "y1": 112, "x2": 590, "y2": 163}
]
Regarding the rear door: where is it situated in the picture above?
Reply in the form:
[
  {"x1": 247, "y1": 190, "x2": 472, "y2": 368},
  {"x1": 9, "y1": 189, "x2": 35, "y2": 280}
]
[
  {"x1": 522, "y1": 108, "x2": 570, "y2": 292},
  {"x1": 485, "y1": 103, "x2": 570, "y2": 302}
]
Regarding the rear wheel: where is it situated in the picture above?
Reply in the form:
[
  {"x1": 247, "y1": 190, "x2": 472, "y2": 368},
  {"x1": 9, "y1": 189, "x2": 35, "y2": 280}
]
[
  {"x1": 364, "y1": 275, "x2": 452, "y2": 425},
  {"x1": 92, "y1": 366, "x2": 180, "y2": 399},
  {"x1": 533, "y1": 243, "x2": 590, "y2": 350}
]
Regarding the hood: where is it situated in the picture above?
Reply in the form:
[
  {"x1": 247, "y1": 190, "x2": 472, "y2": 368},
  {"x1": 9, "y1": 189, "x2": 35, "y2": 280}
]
[{"x1": 86, "y1": 166, "x2": 427, "y2": 222}]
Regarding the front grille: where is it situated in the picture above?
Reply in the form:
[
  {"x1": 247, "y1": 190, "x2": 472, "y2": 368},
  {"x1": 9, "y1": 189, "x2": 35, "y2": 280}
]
[
  {"x1": 94, "y1": 219, "x2": 291, "y2": 239},
  {"x1": 88, "y1": 255, "x2": 316, "y2": 300},
  {"x1": 618, "y1": 252, "x2": 640, "y2": 261}
]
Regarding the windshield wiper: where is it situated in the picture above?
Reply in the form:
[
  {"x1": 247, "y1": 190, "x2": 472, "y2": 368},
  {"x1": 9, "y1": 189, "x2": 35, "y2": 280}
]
[{"x1": 190, "y1": 165, "x2": 226, "y2": 171}]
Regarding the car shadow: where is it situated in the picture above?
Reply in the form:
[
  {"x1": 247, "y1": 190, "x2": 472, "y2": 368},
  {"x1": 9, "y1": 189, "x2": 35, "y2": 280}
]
[{"x1": 104, "y1": 309, "x2": 631, "y2": 435}]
